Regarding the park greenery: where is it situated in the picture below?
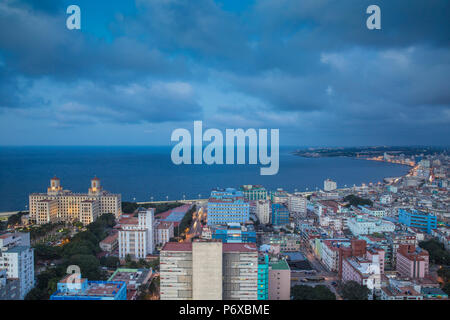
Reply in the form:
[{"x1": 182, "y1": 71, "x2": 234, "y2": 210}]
[
  {"x1": 419, "y1": 238, "x2": 450, "y2": 295},
  {"x1": 339, "y1": 280, "x2": 370, "y2": 300},
  {"x1": 122, "y1": 201, "x2": 183, "y2": 215},
  {"x1": 344, "y1": 194, "x2": 373, "y2": 208},
  {"x1": 291, "y1": 285, "x2": 336, "y2": 300},
  {"x1": 26, "y1": 213, "x2": 116, "y2": 300},
  {"x1": 419, "y1": 239, "x2": 450, "y2": 265},
  {"x1": 0, "y1": 211, "x2": 27, "y2": 231}
]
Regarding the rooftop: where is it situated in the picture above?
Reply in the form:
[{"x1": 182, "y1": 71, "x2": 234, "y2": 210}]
[{"x1": 269, "y1": 259, "x2": 290, "y2": 270}]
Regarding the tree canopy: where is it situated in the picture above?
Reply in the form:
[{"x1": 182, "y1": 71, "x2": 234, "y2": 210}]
[
  {"x1": 291, "y1": 285, "x2": 336, "y2": 300},
  {"x1": 340, "y1": 281, "x2": 370, "y2": 300}
]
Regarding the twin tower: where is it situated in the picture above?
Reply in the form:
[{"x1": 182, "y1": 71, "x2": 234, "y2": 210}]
[{"x1": 47, "y1": 176, "x2": 102, "y2": 195}]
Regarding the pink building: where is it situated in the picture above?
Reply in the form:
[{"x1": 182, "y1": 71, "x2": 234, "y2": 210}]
[
  {"x1": 268, "y1": 260, "x2": 291, "y2": 300},
  {"x1": 342, "y1": 248, "x2": 384, "y2": 290},
  {"x1": 396, "y1": 244, "x2": 429, "y2": 279}
]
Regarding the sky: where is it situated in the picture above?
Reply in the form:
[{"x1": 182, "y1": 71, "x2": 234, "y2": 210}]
[{"x1": 0, "y1": 0, "x2": 449, "y2": 146}]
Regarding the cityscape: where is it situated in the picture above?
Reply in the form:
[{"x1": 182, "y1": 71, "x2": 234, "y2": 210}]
[
  {"x1": 1, "y1": 151, "x2": 449, "y2": 301},
  {"x1": 0, "y1": 0, "x2": 449, "y2": 313}
]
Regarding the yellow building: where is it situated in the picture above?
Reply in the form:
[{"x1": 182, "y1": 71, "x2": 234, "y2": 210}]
[{"x1": 29, "y1": 177, "x2": 121, "y2": 225}]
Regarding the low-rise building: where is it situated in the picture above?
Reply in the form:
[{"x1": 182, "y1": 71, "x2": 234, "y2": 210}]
[
  {"x1": 0, "y1": 232, "x2": 34, "y2": 299},
  {"x1": 348, "y1": 215, "x2": 395, "y2": 236},
  {"x1": 50, "y1": 273, "x2": 127, "y2": 300},
  {"x1": 99, "y1": 232, "x2": 118, "y2": 253},
  {"x1": 268, "y1": 259, "x2": 291, "y2": 300},
  {"x1": 396, "y1": 244, "x2": 429, "y2": 279},
  {"x1": 155, "y1": 221, "x2": 174, "y2": 247},
  {"x1": 108, "y1": 268, "x2": 152, "y2": 300},
  {"x1": 118, "y1": 208, "x2": 155, "y2": 259}
]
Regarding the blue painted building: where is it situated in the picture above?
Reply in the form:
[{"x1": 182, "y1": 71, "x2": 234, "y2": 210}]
[
  {"x1": 257, "y1": 255, "x2": 269, "y2": 300},
  {"x1": 50, "y1": 273, "x2": 127, "y2": 300},
  {"x1": 271, "y1": 203, "x2": 290, "y2": 226},
  {"x1": 398, "y1": 209, "x2": 437, "y2": 234},
  {"x1": 207, "y1": 188, "x2": 250, "y2": 225},
  {"x1": 212, "y1": 223, "x2": 256, "y2": 243}
]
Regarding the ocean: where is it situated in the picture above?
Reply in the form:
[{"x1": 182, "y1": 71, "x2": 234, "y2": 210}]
[{"x1": 0, "y1": 146, "x2": 410, "y2": 212}]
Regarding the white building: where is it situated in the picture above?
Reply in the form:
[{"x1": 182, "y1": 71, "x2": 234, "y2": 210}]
[
  {"x1": 380, "y1": 194, "x2": 392, "y2": 205},
  {"x1": 256, "y1": 200, "x2": 271, "y2": 224},
  {"x1": 118, "y1": 208, "x2": 155, "y2": 259},
  {"x1": 348, "y1": 215, "x2": 395, "y2": 236},
  {"x1": 29, "y1": 177, "x2": 121, "y2": 225},
  {"x1": 0, "y1": 233, "x2": 35, "y2": 299},
  {"x1": 324, "y1": 179, "x2": 337, "y2": 192},
  {"x1": 361, "y1": 206, "x2": 387, "y2": 218},
  {"x1": 155, "y1": 221, "x2": 174, "y2": 247},
  {"x1": 288, "y1": 195, "x2": 307, "y2": 217}
]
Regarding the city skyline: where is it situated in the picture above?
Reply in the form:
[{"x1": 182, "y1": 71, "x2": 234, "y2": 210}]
[{"x1": 0, "y1": 0, "x2": 449, "y2": 146}]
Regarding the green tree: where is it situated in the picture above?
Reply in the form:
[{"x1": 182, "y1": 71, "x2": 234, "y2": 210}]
[
  {"x1": 25, "y1": 288, "x2": 47, "y2": 300},
  {"x1": 341, "y1": 281, "x2": 370, "y2": 300},
  {"x1": 100, "y1": 256, "x2": 120, "y2": 269},
  {"x1": 419, "y1": 239, "x2": 450, "y2": 265},
  {"x1": 442, "y1": 282, "x2": 450, "y2": 295},
  {"x1": 34, "y1": 244, "x2": 62, "y2": 261},
  {"x1": 437, "y1": 266, "x2": 450, "y2": 283},
  {"x1": 344, "y1": 195, "x2": 373, "y2": 208},
  {"x1": 292, "y1": 285, "x2": 336, "y2": 300},
  {"x1": 66, "y1": 254, "x2": 101, "y2": 280}
]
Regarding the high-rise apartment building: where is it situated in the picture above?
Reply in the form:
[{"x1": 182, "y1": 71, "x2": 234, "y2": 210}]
[
  {"x1": 271, "y1": 203, "x2": 290, "y2": 226},
  {"x1": 324, "y1": 179, "x2": 337, "y2": 191},
  {"x1": 207, "y1": 188, "x2": 250, "y2": 225},
  {"x1": 118, "y1": 208, "x2": 155, "y2": 259},
  {"x1": 160, "y1": 241, "x2": 258, "y2": 300},
  {"x1": 240, "y1": 185, "x2": 268, "y2": 201},
  {"x1": 29, "y1": 177, "x2": 121, "y2": 225},
  {"x1": 256, "y1": 200, "x2": 271, "y2": 224},
  {"x1": 0, "y1": 232, "x2": 35, "y2": 299}
]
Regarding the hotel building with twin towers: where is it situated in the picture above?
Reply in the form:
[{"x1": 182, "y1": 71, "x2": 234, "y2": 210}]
[{"x1": 29, "y1": 176, "x2": 121, "y2": 225}]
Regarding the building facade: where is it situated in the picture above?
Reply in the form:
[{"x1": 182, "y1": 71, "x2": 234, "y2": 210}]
[
  {"x1": 257, "y1": 255, "x2": 269, "y2": 300},
  {"x1": 211, "y1": 223, "x2": 256, "y2": 243},
  {"x1": 160, "y1": 241, "x2": 258, "y2": 300},
  {"x1": 118, "y1": 208, "x2": 154, "y2": 259},
  {"x1": 396, "y1": 244, "x2": 429, "y2": 279},
  {"x1": 0, "y1": 232, "x2": 34, "y2": 299},
  {"x1": 207, "y1": 188, "x2": 250, "y2": 226},
  {"x1": 348, "y1": 215, "x2": 396, "y2": 236},
  {"x1": 255, "y1": 200, "x2": 271, "y2": 224},
  {"x1": 50, "y1": 273, "x2": 126, "y2": 300},
  {"x1": 155, "y1": 221, "x2": 174, "y2": 247},
  {"x1": 240, "y1": 185, "x2": 268, "y2": 201},
  {"x1": 324, "y1": 179, "x2": 337, "y2": 191},
  {"x1": 268, "y1": 260, "x2": 291, "y2": 300},
  {"x1": 271, "y1": 203, "x2": 290, "y2": 226},
  {"x1": 29, "y1": 177, "x2": 121, "y2": 225},
  {"x1": 398, "y1": 209, "x2": 437, "y2": 234}
]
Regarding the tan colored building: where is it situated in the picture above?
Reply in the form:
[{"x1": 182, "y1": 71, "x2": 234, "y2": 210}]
[
  {"x1": 35, "y1": 199, "x2": 58, "y2": 224},
  {"x1": 268, "y1": 259, "x2": 291, "y2": 300},
  {"x1": 160, "y1": 241, "x2": 258, "y2": 300},
  {"x1": 29, "y1": 177, "x2": 121, "y2": 225},
  {"x1": 192, "y1": 241, "x2": 223, "y2": 299}
]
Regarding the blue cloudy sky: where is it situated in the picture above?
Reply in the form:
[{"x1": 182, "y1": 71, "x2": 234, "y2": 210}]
[{"x1": 0, "y1": 0, "x2": 449, "y2": 146}]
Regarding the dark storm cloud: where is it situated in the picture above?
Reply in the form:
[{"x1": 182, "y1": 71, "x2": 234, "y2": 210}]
[{"x1": 0, "y1": 0, "x2": 449, "y2": 145}]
